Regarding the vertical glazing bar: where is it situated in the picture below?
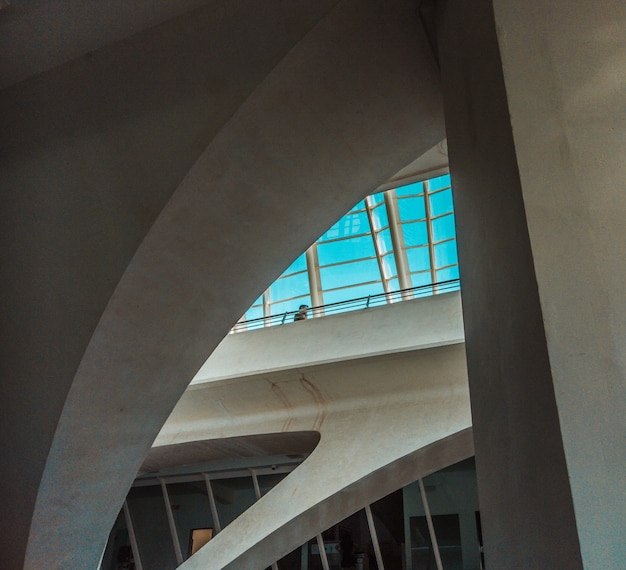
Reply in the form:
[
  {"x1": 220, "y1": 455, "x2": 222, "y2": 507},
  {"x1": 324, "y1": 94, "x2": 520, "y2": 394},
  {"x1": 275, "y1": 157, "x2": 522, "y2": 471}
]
[
  {"x1": 123, "y1": 500, "x2": 144, "y2": 570},
  {"x1": 383, "y1": 189, "x2": 412, "y2": 299},
  {"x1": 159, "y1": 478, "x2": 184, "y2": 565},
  {"x1": 418, "y1": 478, "x2": 443, "y2": 570},
  {"x1": 306, "y1": 245, "x2": 324, "y2": 317},
  {"x1": 250, "y1": 468, "x2": 262, "y2": 500},
  {"x1": 263, "y1": 290, "x2": 271, "y2": 326},
  {"x1": 202, "y1": 473, "x2": 222, "y2": 534},
  {"x1": 301, "y1": 544, "x2": 309, "y2": 570},
  {"x1": 423, "y1": 180, "x2": 439, "y2": 293},
  {"x1": 316, "y1": 534, "x2": 330, "y2": 570},
  {"x1": 365, "y1": 504, "x2": 385, "y2": 570},
  {"x1": 364, "y1": 195, "x2": 391, "y2": 297}
]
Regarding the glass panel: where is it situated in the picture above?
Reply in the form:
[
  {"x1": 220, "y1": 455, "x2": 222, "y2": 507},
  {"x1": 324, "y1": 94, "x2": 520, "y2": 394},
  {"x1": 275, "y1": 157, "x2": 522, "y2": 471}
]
[
  {"x1": 282, "y1": 253, "x2": 307, "y2": 275},
  {"x1": 410, "y1": 271, "x2": 433, "y2": 289},
  {"x1": 402, "y1": 221, "x2": 428, "y2": 247},
  {"x1": 406, "y1": 246, "x2": 431, "y2": 273},
  {"x1": 428, "y1": 173, "x2": 451, "y2": 191},
  {"x1": 388, "y1": 277, "x2": 400, "y2": 291},
  {"x1": 437, "y1": 265, "x2": 460, "y2": 282},
  {"x1": 434, "y1": 240, "x2": 458, "y2": 268},
  {"x1": 320, "y1": 210, "x2": 369, "y2": 241},
  {"x1": 410, "y1": 514, "x2": 462, "y2": 570},
  {"x1": 322, "y1": 282, "x2": 384, "y2": 307},
  {"x1": 382, "y1": 253, "x2": 397, "y2": 277},
  {"x1": 317, "y1": 235, "x2": 375, "y2": 266},
  {"x1": 432, "y1": 213, "x2": 456, "y2": 242},
  {"x1": 398, "y1": 196, "x2": 426, "y2": 222},
  {"x1": 376, "y1": 228, "x2": 393, "y2": 254},
  {"x1": 429, "y1": 188, "x2": 454, "y2": 217},
  {"x1": 370, "y1": 204, "x2": 389, "y2": 230},
  {"x1": 244, "y1": 305, "x2": 264, "y2": 321},
  {"x1": 396, "y1": 181, "x2": 424, "y2": 196},
  {"x1": 269, "y1": 272, "x2": 310, "y2": 303},
  {"x1": 320, "y1": 258, "x2": 381, "y2": 290}
]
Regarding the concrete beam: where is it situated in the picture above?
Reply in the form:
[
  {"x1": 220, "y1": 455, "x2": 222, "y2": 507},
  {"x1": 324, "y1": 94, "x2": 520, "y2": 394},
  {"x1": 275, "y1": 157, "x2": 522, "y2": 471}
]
[{"x1": 160, "y1": 343, "x2": 472, "y2": 569}]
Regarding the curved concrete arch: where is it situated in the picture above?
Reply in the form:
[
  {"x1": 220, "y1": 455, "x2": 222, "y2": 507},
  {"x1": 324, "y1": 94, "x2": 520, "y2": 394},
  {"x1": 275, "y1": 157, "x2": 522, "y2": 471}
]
[
  {"x1": 183, "y1": 430, "x2": 473, "y2": 570},
  {"x1": 160, "y1": 340, "x2": 472, "y2": 569},
  {"x1": 23, "y1": 1, "x2": 445, "y2": 568}
]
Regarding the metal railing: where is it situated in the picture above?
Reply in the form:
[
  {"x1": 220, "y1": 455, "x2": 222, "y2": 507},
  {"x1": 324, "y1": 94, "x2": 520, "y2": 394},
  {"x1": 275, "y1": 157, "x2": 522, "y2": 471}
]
[{"x1": 232, "y1": 279, "x2": 460, "y2": 333}]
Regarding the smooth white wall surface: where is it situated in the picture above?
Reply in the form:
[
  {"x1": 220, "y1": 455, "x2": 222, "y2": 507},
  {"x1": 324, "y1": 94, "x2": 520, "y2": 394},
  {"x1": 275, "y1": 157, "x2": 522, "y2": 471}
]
[
  {"x1": 493, "y1": 1, "x2": 626, "y2": 567},
  {"x1": 192, "y1": 291, "x2": 464, "y2": 384}
]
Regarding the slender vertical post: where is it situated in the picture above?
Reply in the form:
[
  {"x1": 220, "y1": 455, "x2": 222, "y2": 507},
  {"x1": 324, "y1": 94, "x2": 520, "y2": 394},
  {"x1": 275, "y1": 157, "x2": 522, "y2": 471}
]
[
  {"x1": 249, "y1": 469, "x2": 279, "y2": 570},
  {"x1": 306, "y1": 245, "x2": 324, "y2": 317},
  {"x1": 202, "y1": 473, "x2": 222, "y2": 533},
  {"x1": 250, "y1": 468, "x2": 262, "y2": 500},
  {"x1": 384, "y1": 189, "x2": 412, "y2": 299},
  {"x1": 365, "y1": 504, "x2": 385, "y2": 570},
  {"x1": 423, "y1": 180, "x2": 438, "y2": 292},
  {"x1": 300, "y1": 544, "x2": 309, "y2": 570},
  {"x1": 364, "y1": 195, "x2": 392, "y2": 297},
  {"x1": 123, "y1": 500, "x2": 144, "y2": 570},
  {"x1": 159, "y1": 478, "x2": 184, "y2": 565},
  {"x1": 418, "y1": 478, "x2": 443, "y2": 570},
  {"x1": 316, "y1": 534, "x2": 330, "y2": 570}
]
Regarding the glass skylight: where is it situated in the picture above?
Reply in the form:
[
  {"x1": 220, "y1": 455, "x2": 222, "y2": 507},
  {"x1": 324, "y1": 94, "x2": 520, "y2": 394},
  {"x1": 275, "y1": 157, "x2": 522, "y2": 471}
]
[{"x1": 240, "y1": 173, "x2": 459, "y2": 326}]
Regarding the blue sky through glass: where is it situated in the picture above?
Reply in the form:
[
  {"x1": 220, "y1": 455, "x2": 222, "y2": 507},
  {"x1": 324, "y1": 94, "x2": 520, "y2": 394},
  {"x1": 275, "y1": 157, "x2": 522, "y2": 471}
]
[{"x1": 242, "y1": 174, "x2": 459, "y2": 322}]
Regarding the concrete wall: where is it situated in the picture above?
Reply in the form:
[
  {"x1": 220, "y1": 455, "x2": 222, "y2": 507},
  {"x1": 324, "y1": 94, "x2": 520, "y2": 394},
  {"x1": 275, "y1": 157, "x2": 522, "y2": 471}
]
[
  {"x1": 437, "y1": 0, "x2": 626, "y2": 567},
  {"x1": 491, "y1": 2, "x2": 626, "y2": 567},
  {"x1": 1, "y1": 1, "x2": 445, "y2": 567}
]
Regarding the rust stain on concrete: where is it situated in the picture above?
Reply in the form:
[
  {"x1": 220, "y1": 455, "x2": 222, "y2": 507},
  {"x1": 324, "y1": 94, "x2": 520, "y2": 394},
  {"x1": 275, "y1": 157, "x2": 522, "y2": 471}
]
[
  {"x1": 299, "y1": 375, "x2": 327, "y2": 431},
  {"x1": 267, "y1": 379, "x2": 293, "y2": 432}
]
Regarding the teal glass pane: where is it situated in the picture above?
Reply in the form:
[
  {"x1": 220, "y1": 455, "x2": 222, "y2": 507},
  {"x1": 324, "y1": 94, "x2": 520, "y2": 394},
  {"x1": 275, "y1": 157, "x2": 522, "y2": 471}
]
[
  {"x1": 323, "y1": 282, "x2": 384, "y2": 306},
  {"x1": 270, "y1": 295, "x2": 312, "y2": 317},
  {"x1": 244, "y1": 305, "x2": 264, "y2": 321},
  {"x1": 369, "y1": 192, "x2": 385, "y2": 206},
  {"x1": 429, "y1": 189, "x2": 454, "y2": 217},
  {"x1": 398, "y1": 196, "x2": 426, "y2": 222},
  {"x1": 403, "y1": 221, "x2": 428, "y2": 247},
  {"x1": 377, "y1": 228, "x2": 393, "y2": 254},
  {"x1": 410, "y1": 271, "x2": 432, "y2": 286},
  {"x1": 429, "y1": 173, "x2": 451, "y2": 191},
  {"x1": 320, "y1": 258, "x2": 380, "y2": 290},
  {"x1": 269, "y1": 271, "x2": 310, "y2": 302},
  {"x1": 436, "y1": 265, "x2": 460, "y2": 282},
  {"x1": 382, "y1": 253, "x2": 397, "y2": 277},
  {"x1": 282, "y1": 253, "x2": 307, "y2": 276},
  {"x1": 320, "y1": 210, "x2": 369, "y2": 241},
  {"x1": 370, "y1": 204, "x2": 389, "y2": 230},
  {"x1": 406, "y1": 246, "x2": 431, "y2": 273},
  {"x1": 351, "y1": 200, "x2": 366, "y2": 211},
  {"x1": 410, "y1": 271, "x2": 434, "y2": 296},
  {"x1": 434, "y1": 240, "x2": 458, "y2": 268},
  {"x1": 388, "y1": 277, "x2": 400, "y2": 291},
  {"x1": 432, "y1": 214, "x2": 456, "y2": 242},
  {"x1": 317, "y1": 235, "x2": 375, "y2": 265},
  {"x1": 396, "y1": 181, "x2": 424, "y2": 196}
]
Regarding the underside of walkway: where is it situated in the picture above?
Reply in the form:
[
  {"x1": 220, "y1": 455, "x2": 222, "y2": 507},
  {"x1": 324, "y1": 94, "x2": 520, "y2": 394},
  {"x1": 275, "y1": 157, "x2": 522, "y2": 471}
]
[{"x1": 150, "y1": 292, "x2": 472, "y2": 569}]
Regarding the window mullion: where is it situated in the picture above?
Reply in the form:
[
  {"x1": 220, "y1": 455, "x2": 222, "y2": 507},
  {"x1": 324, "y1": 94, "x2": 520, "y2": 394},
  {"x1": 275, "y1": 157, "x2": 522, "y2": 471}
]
[
  {"x1": 423, "y1": 180, "x2": 439, "y2": 292},
  {"x1": 306, "y1": 244, "x2": 324, "y2": 317},
  {"x1": 384, "y1": 189, "x2": 412, "y2": 299}
]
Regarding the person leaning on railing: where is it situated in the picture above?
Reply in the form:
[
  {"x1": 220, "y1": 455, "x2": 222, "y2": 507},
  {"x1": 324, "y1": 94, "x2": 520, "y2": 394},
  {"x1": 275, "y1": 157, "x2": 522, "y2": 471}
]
[{"x1": 294, "y1": 304, "x2": 309, "y2": 321}]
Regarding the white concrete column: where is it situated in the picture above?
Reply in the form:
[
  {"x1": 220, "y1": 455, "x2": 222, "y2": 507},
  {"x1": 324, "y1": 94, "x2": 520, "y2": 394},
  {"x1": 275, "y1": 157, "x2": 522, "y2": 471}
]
[{"x1": 438, "y1": 0, "x2": 626, "y2": 568}]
